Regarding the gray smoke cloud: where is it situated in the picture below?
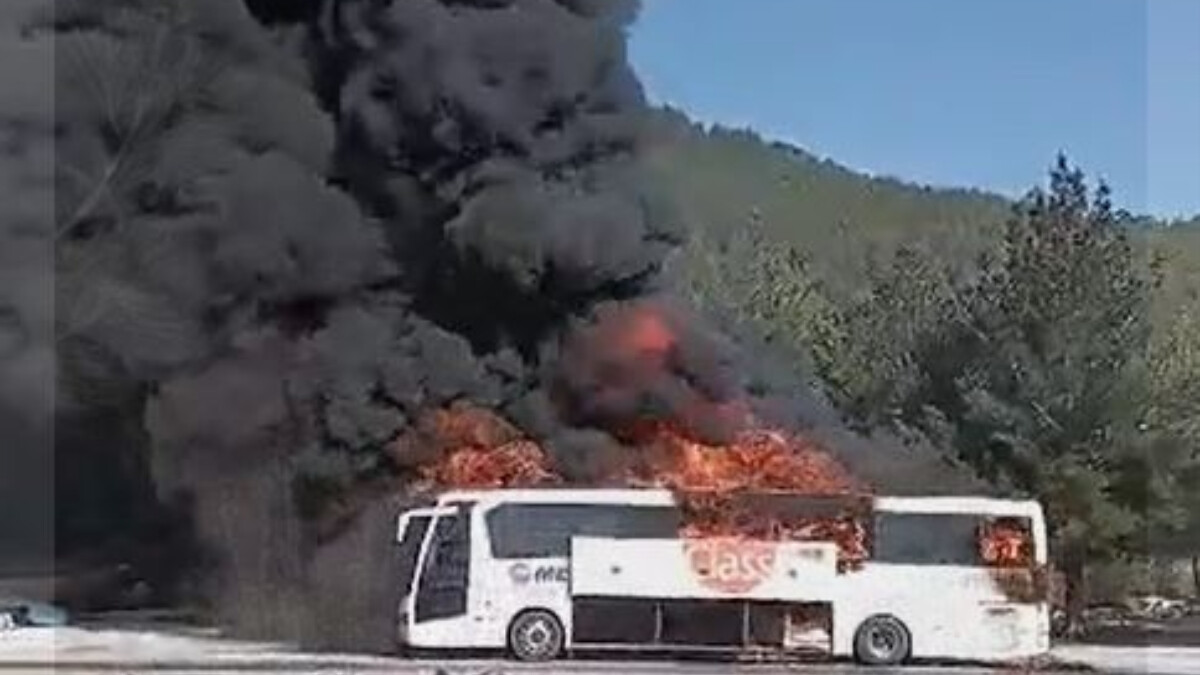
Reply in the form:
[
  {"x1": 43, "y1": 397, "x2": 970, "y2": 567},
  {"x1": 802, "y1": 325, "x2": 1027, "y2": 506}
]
[{"x1": 0, "y1": 0, "x2": 54, "y2": 574}]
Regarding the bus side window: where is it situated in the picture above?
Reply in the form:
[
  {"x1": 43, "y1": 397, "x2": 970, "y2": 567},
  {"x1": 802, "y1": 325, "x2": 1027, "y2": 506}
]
[
  {"x1": 485, "y1": 504, "x2": 683, "y2": 559},
  {"x1": 873, "y1": 512, "x2": 982, "y2": 566},
  {"x1": 978, "y1": 516, "x2": 1035, "y2": 567}
]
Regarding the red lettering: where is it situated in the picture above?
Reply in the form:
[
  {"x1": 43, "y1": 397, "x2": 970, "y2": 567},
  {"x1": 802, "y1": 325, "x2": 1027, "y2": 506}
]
[{"x1": 684, "y1": 539, "x2": 777, "y2": 594}]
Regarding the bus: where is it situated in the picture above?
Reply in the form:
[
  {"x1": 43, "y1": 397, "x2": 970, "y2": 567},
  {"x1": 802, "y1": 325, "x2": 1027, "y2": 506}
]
[{"x1": 392, "y1": 488, "x2": 1051, "y2": 665}]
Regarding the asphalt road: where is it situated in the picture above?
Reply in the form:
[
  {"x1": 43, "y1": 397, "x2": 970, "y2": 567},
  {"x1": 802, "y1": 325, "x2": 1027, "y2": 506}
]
[
  {"x1": 0, "y1": 660, "x2": 1118, "y2": 675},
  {"x1": 5, "y1": 627, "x2": 1200, "y2": 675}
]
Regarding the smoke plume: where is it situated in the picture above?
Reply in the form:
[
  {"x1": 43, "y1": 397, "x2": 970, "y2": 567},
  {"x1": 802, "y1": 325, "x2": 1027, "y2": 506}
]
[
  {"x1": 37, "y1": 0, "x2": 981, "y2": 648},
  {"x1": 0, "y1": 0, "x2": 54, "y2": 574}
]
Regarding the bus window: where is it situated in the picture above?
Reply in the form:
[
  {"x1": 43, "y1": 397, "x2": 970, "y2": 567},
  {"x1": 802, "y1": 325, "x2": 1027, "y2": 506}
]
[
  {"x1": 415, "y1": 508, "x2": 472, "y2": 623},
  {"x1": 486, "y1": 504, "x2": 681, "y2": 559},
  {"x1": 873, "y1": 512, "x2": 983, "y2": 566},
  {"x1": 978, "y1": 516, "x2": 1035, "y2": 568}
]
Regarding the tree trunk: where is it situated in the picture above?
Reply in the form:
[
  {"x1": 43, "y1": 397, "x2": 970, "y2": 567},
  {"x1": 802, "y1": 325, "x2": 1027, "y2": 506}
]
[
  {"x1": 1192, "y1": 555, "x2": 1199, "y2": 598},
  {"x1": 1063, "y1": 555, "x2": 1087, "y2": 637}
]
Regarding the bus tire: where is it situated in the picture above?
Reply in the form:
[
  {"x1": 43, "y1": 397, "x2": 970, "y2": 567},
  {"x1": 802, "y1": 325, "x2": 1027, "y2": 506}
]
[
  {"x1": 507, "y1": 609, "x2": 564, "y2": 662},
  {"x1": 853, "y1": 614, "x2": 910, "y2": 666}
]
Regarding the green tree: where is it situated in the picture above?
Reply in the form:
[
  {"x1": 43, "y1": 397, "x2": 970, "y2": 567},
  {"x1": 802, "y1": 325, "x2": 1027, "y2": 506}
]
[
  {"x1": 957, "y1": 156, "x2": 1164, "y2": 626},
  {"x1": 677, "y1": 218, "x2": 841, "y2": 374},
  {"x1": 832, "y1": 156, "x2": 1179, "y2": 626},
  {"x1": 823, "y1": 244, "x2": 976, "y2": 430},
  {"x1": 1144, "y1": 309, "x2": 1200, "y2": 594}
]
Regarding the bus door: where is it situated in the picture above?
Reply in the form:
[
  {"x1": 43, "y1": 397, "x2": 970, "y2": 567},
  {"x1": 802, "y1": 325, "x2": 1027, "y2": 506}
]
[
  {"x1": 396, "y1": 509, "x2": 437, "y2": 599},
  {"x1": 413, "y1": 503, "x2": 475, "y2": 629}
]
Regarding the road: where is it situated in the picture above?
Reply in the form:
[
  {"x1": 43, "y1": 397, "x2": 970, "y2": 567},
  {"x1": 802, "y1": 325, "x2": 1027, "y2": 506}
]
[{"x1": 3, "y1": 627, "x2": 1200, "y2": 675}]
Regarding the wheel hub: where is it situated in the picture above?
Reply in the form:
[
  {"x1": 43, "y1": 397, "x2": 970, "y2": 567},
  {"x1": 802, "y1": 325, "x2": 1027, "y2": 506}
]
[{"x1": 870, "y1": 627, "x2": 896, "y2": 653}]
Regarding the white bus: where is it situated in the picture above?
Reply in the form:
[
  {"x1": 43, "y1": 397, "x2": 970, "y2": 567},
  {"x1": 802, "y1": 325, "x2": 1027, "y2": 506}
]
[{"x1": 393, "y1": 488, "x2": 1050, "y2": 665}]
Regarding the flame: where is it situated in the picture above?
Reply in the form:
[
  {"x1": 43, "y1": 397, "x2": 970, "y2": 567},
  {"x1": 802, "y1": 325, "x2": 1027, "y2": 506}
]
[
  {"x1": 621, "y1": 307, "x2": 675, "y2": 357},
  {"x1": 621, "y1": 419, "x2": 870, "y2": 570},
  {"x1": 412, "y1": 405, "x2": 871, "y2": 569},
  {"x1": 411, "y1": 304, "x2": 873, "y2": 571},
  {"x1": 979, "y1": 518, "x2": 1034, "y2": 568},
  {"x1": 421, "y1": 442, "x2": 559, "y2": 489},
  {"x1": 623, "y1": 420, "x2": 859, "y2": 495},
  {"x1": 398, "y1": 403, "x2": 560, "y2": 489}
]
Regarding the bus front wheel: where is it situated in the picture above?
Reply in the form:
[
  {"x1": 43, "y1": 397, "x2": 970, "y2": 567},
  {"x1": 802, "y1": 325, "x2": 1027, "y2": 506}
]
[
  {"x1": 853, "y1": 614, "x2": 911, "y2": 666},
  {"x1": 507, "y1": 609, "x2": 564, "y2": 662}
]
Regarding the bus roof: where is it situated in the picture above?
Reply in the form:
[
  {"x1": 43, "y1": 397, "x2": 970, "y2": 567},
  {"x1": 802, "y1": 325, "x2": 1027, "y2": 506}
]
[
  {"x1": 435, "y1": 487, "x2": 677, "y2": 507},
  {"x1": 431, "y1": 488, "x2": 1042, "y2": 518},
  {"x1": 874, "y1": 495, "x2": 1043, "y2": 518}
]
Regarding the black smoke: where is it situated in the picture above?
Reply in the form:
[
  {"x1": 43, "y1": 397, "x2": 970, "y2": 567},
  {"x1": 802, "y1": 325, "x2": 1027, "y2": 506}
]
[
  {"x1": 36, "y1": 0, "x2": 981, "y2": 649},
  {"x1": 319, "y1": 0, "x2": 679, "y2": 348}
]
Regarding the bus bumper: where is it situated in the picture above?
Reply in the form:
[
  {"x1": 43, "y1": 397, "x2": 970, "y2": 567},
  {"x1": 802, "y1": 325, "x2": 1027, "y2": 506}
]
[{"x1": 396, "y1": 610, "x2": 410, "y2": 647}]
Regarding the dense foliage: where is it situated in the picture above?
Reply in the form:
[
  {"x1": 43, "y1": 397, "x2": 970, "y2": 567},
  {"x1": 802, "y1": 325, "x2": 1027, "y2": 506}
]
[{"x1": 668, "y1": 119, "x2": 1200, "y2": 613}]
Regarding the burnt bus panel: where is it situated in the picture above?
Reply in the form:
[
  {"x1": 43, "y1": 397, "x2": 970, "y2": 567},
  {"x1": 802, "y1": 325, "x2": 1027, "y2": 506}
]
[
  {"x1": 414, "y1": 507, "x2": 472, "y2": 623},
  {"x1": 572, "y1": 597, "x2": 659, "y2": 644}
]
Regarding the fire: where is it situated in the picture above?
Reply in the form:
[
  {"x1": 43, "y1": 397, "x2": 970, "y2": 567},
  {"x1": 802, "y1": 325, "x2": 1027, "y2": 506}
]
[
  {"x1": 624, "y1": 420, "x2": 859, "y2": 495},
  {"x1": 411, "y1": 304, "x2": 873, "y2": 571},
  {"x1": 622, "y1": 307, "x2": 675, "y2": 358},
  {"x1": 622, "y1": 420, "x2": 871, "y2": 570},
  {"x1": 979, "y1": 518, "x2": 1034, "y2": 568},
  {"x1": 397, "y1": 403, "x2": 560, "y2": 489},
  {"x1": 421, "y1": 442, "x2": 559, "y2": 489}
]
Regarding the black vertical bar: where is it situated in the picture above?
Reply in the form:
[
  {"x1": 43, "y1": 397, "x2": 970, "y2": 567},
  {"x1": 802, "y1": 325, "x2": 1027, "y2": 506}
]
[{"x1": 742, "y1": 601, "x2": 751, "y2": 647}]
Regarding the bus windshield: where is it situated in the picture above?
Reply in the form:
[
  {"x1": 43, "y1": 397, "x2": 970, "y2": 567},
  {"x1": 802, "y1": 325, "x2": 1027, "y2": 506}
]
[{"x1": 397, "y1": 514, "x2": 431, "y2": 592}]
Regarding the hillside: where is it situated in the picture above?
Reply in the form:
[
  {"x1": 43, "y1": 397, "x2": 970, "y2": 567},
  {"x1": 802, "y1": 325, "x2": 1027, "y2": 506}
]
[
  {"x1": 647, "y1": 108, "x2": 1200, "y2": 316},
  {"x1": 1147, "y1": 222, "x2": 1200, "y2": 321}
]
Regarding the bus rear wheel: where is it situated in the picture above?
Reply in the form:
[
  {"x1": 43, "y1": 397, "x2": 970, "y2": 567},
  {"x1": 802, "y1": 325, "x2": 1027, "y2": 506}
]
[
  {"x1": 507, "y1": 609, "x2": 564, "y2": 662},
  {"x1": 853, "y1": 614, "x2": 911, "y2": 666}
]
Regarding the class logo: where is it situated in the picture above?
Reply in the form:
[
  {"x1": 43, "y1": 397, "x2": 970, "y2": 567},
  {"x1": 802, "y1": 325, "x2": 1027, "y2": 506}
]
[{"x1": 684, "y1": 539, "x2": 777, "y2": 594}]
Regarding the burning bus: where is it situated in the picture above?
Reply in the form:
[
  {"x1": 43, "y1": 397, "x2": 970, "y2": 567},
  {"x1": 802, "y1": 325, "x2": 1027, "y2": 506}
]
[{"x1": 392, "y1": 488, "x2": 1050, "y2": 665}]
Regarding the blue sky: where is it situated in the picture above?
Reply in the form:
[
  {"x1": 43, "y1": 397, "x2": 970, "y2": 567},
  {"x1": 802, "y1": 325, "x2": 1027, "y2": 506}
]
[{"x1": 630, "y1": 0, "x2": 1200, "y2": 219}]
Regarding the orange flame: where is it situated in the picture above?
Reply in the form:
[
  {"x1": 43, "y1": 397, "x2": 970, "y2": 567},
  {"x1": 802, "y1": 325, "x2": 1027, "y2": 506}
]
[
  {"x1": 622, "y1": 307, "x2": 675, "y2": 357},
  {"x1": 620, "y1": 419, "x2": 870, "y2": 569},
  {"x1": 979, "y1": 518, "x2": 1034, "y2": 568},
  {"x1": 396, "y1": 403, "x2": 560, "y2": 489},
  {"x1": 622, "y1": 420, "x2": 860, "y2": 495},
  {"x1": 410, "y1": 304, "x2": 873, "y2": 570},
  {"x1": 421, "y1": 442, "x2": 559, "y2": 489}
]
